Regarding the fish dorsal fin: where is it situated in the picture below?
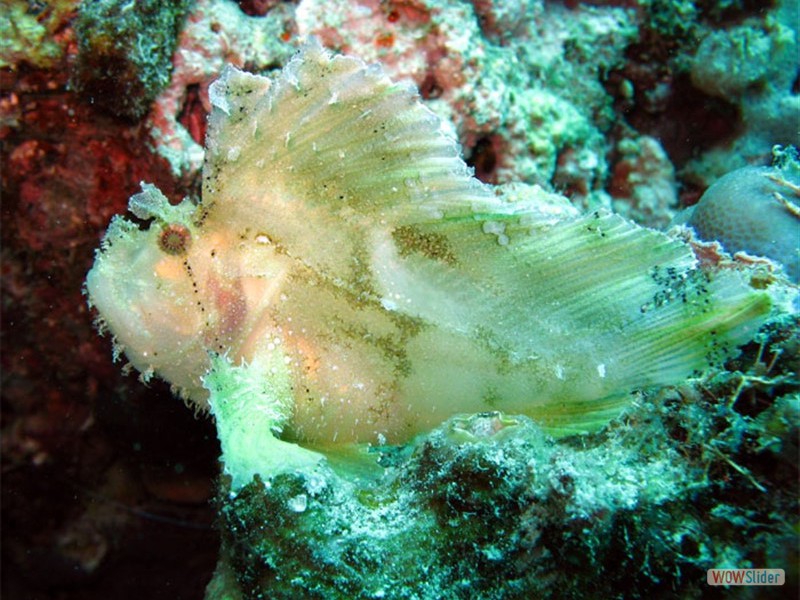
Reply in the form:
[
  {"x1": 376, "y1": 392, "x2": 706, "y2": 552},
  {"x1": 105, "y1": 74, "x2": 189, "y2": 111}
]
[{"x1": 201, "y1": 42, "x2": 498, "y2": 281}]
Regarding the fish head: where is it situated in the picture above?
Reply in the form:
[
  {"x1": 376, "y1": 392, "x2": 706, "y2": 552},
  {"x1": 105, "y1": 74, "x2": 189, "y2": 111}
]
[{"x1": 85, "y1": 184, "x2": 213, "y2": 401}]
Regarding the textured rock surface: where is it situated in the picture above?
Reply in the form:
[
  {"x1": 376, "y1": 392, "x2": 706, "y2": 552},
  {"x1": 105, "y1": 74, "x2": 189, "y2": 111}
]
[{"x1": 685, "y1": 148, "x2": 800, "y2": 282}]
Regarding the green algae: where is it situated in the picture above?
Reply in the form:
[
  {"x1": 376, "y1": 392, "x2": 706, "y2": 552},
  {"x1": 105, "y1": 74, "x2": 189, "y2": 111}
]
[
  {"x1": 70, "y1": 0, "x2": 191, "y2": 120},
  {"x1": 0, "y1": 0, "x2": 78, "y2": 70}
]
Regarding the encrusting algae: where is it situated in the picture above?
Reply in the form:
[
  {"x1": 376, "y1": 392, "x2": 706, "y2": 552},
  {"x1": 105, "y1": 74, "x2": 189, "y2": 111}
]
[{"x1": 85, "y1": 43, "x2": 790, "y2": 490}]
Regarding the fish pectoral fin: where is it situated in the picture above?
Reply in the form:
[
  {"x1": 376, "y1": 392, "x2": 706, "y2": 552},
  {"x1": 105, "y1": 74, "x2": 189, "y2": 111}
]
[{"x1": 203, "y1": 351, "x2": 324, "y2": 492}]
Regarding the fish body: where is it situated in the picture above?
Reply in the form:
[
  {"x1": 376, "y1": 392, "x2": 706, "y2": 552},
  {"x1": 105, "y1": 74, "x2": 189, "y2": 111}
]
[{"x1": 86, "y1": 44, "x2": 779, "y2": 457}]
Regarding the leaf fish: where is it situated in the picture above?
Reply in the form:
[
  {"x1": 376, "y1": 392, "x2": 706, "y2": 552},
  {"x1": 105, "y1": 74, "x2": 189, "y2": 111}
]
[{"x1": 86, "y1": 43, "x2": 781, "y2": 486}]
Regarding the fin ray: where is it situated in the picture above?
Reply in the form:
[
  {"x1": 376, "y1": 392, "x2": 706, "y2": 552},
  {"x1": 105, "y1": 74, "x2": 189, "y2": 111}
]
[{"x1": 371, "y1": 209, "x2": 774, "y2": 434}]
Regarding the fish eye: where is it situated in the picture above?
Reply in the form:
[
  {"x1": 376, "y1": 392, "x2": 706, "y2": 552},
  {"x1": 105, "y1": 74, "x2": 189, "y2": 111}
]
[{"x1": 158, "y1": 223, "x2": 192, "y2": 255}]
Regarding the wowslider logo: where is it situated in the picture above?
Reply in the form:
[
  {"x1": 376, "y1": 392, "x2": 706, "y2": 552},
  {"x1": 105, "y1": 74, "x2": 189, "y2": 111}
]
[{"x1": 707, "y1": 569, "x2": 785, "y2": 586}]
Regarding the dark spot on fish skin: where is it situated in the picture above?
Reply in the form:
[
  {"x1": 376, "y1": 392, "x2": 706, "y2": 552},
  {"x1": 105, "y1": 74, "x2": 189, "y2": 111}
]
[
  {"x1": 482, "y1": 388, "x2": 501, "y2": 408},
  {"x1": 641, "y1": 265, "x2": 710, "y2": 314},
  {"x1": 392, "y1": 225, "x2": 457, "y2": 265}
]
